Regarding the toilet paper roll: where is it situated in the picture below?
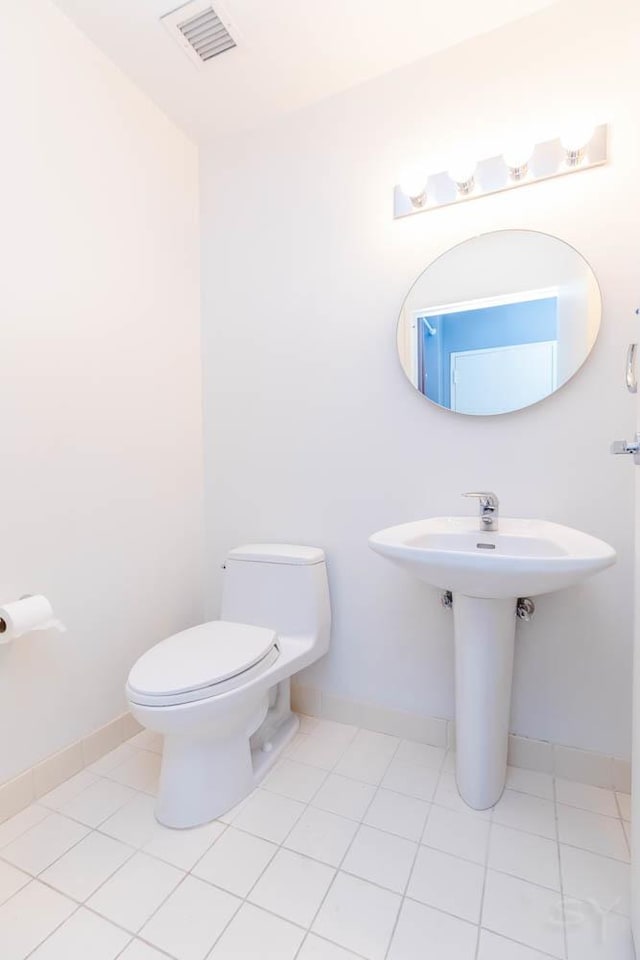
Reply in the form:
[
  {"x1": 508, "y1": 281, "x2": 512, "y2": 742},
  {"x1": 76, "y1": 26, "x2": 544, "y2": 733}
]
[{"x1": 0, "y1": 595, "x2": 66, "y2": 645}]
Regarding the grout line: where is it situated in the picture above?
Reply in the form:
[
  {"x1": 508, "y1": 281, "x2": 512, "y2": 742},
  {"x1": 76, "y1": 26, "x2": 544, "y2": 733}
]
[
  {"x1": 134, "y1": 871, "x2": 228, "y2": 959},
  {"x1": 2, "y1": 819, "x2": 135, "y2": 888},
  {"x1": 614, "y1": 790, "x2": 633, "y2": 860},
  {"x1": 0, "y1": 767, "x2": 628, "y2": 872},
  {"x1": 21, "y1": 778, "x2": 184, "y2": 960},
  {"x1": 473, "y1": 803, "x2": 494, "y2": 960},
  {"x1": 188, "y1": 823, "x2": 571, "y2": 910},
  {"x1": 1, "y1": 753, "x2": 630, "y2": 899},
  {"x1": 623, "y1": 819, "x2": 632, "y2": 860},
  {"x1": 5, "y1": 741, "x2": 549, "y2": 844},
  {"x1": 0, "y1": 811, "x2": 55, "y2": 852},
  {"x1": 295, "y1": 930, "x2": 371, "y2": 960},
  {"x1": 555, "y1": 797, "x2": 628, "y2": 822},
  {"x1": 552, "y1": 776, "x2": 569, "y2": 960},
  {"x1": 0, "y1": 716, "x2": 138, "y2": 830},
  {"x1": 21, "y1": 901, "x2": 86, "y2": 960},
  {"x1": 3, "y1": 757, "x2": 213, "y2": 959},
  {"x1": 113, "y1": 937, "x2": 175, "y2": 960},
  {"x1": 37, "y1": 781, "x2": 141, "y2": 827},
  {"x1": 1, "y1": 725, "x2": 631, "y2": 960},
  {"x1": 260, "y1": 764, "x2": 332, "y2": 808},
  {"x1": 292, "y1": 733, "x2": 403, "y2": 960},
  {"x1": 481, "y1": 924, "x2": 565, "y2": 960},
  {"x1": 20, "y1": 847, "x2": 141, "y2": 959},
  {"x1": 199, "y1": 727, "x2": 373, "y2": 960},
  {"x1": 0, "y1": 734, "x2": 390, "y2": 952},
  {"x1": 202, "y1": 726, "x2": 367, "y2": 958},
  {"x1": 381, "y1": 747, "x2": 449, "y2": 960},
  {"x1": 102, "y1": 821, "x2": 248, "y2": 960}
]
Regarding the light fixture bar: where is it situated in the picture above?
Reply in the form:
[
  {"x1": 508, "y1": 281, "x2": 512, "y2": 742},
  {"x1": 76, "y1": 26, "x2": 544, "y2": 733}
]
[{"x1": 393, "y1": 125, "x2": 608, "y2": 220}]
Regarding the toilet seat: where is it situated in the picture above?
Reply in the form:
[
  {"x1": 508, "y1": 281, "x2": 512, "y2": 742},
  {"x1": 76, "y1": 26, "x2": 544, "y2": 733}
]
[{"x1": 127, "y1": 621, "x2": 279, "y2": 707}]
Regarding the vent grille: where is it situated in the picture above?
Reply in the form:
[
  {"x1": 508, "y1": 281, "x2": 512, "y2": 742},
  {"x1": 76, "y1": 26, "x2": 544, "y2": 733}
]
[
  {"x1": 178, "y1": 7, "x2": 235, "y2": 61},
  {"x1": 161, "y1": 1, "x2": 237, "y2": 67}
]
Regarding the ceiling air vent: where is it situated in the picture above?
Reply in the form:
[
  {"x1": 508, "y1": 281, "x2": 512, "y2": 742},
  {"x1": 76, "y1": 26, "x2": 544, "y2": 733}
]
[{"x1": 162, "y1": 0, "x2": 237, "y2": 67}]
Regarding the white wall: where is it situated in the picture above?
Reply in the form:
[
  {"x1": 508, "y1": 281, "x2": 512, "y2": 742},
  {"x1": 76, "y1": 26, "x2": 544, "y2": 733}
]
[
  {"x1": 201, "y1": 0, "x2": 640, "y2": 759},
  {"x1": 0, "y1": 0, "x2": 204, "y2": 782}
]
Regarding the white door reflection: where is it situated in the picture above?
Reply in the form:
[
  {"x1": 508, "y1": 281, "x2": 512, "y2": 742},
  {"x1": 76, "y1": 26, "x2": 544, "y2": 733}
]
[{"x1": 397, "y1": 231, "x2": 601, "y2": 416}]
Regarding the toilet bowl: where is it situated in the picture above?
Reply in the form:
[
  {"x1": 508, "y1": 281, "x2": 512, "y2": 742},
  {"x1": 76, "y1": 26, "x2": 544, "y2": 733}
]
[{"x1": 126, "y1": 543, "x2": 331, "y2": 828}]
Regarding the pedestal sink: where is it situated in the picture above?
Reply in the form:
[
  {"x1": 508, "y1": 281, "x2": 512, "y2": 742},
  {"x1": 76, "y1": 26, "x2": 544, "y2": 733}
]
[{"x1": 368, "y1": 516, "x2": 616, "y2": 809}]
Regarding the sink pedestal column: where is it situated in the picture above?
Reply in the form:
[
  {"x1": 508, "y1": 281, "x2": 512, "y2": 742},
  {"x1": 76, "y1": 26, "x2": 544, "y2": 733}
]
[{"x1": 453, "y1": 594, "x2": 517, "y2": 809}]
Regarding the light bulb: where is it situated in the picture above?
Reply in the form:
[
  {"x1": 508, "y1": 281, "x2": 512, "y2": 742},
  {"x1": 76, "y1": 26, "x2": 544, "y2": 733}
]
[
  {"x1": 399, "y1": 168, "x2": 427, "y2": 206},
  {"x1": 561, "y1": 124, "x2": 595, "y2": 152},
  {"x1": 448, "y1": 158, "x2": 476, "y2": 195},
  {"x1": 502, "y1": 142, "x2": 535, "y2": 181},
  {"x1": 561, "y1": 123, "x2": 595, "y2": 166}
]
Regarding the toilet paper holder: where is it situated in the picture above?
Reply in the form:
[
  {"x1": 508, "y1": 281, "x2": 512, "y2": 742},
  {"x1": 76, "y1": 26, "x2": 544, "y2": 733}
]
[
  {"x1": 0, "y1": 594, "x2": 31, "y2": 636},
  {"x1": 0, "y1": 594, "x2": 65, "y2": 644}
]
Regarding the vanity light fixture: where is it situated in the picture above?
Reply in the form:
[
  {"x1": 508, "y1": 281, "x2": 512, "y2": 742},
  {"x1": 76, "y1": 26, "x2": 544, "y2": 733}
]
[{"x1": 393, "y1": 123, "x2": 608, "y2": 219}]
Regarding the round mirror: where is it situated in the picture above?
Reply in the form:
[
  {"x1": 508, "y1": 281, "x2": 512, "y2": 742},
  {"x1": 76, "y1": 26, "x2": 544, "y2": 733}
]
[{"x1": 397, "y1": 230, "x2": 601, "y2": 416}]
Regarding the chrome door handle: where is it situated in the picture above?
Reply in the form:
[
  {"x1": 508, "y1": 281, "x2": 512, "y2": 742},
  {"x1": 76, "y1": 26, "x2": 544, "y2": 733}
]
[
  {"x1": 626, "y1": 343, "x2": 638, "y2": 393},
  {"x1": 611, "y1": 434, "x2": 640, "y2": 463}
]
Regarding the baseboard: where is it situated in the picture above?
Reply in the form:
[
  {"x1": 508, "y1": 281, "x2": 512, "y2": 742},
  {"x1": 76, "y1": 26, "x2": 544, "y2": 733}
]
[
  {"x1": 1, "y1": 689, "x2": 630, "y2": 826},
  {"x1": 291, "y1": 682, "x2": 632, "y2": 794},
  {"x1": 0, "y1": 712, "x2": 143, "y2": 824}
]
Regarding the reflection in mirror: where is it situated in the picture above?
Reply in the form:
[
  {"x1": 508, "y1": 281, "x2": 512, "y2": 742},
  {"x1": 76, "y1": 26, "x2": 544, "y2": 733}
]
[{"x1": 397, "y1": 230, "x2": 601, "y2": 416}]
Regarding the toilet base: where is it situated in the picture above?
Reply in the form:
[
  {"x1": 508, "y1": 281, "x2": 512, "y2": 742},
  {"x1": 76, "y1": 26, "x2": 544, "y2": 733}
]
[
  {"x1": 251, "y1": 710, "x2": 299, "y2": 783},
  {"x1": 154, "y1": 710, "x2": 300, "y2": 829}
]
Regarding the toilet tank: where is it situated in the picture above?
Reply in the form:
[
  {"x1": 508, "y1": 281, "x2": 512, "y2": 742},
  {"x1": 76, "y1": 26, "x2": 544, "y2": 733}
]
[{"x1": 220, "y1": 544, "x2": 331, "y2": 651}]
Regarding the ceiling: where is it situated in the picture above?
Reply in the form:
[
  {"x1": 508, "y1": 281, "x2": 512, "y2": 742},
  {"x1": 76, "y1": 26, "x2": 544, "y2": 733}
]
[{"x1": 52, "y1": 0, "x2": 560, "y2": 142}]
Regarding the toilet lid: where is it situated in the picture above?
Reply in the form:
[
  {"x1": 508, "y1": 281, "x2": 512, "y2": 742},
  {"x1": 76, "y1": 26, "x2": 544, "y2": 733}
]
[{"x1": 127, "y1": 620, "x2": 277, "y2": 699}]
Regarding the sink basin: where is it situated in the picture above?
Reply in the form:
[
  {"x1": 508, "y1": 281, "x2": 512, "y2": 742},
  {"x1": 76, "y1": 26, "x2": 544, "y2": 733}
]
[
  {"x1": 369, "y1": 514, "x2": 616, "y2": 811},
  {"x1": 369, "y1": 517, "x2": 616, "y2": 599}
]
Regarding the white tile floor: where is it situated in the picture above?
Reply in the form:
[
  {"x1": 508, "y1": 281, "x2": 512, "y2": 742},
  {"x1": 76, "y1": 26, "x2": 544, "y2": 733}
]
[{"x1": 0, "y1": 718, "x2": 633, "y2": 960}]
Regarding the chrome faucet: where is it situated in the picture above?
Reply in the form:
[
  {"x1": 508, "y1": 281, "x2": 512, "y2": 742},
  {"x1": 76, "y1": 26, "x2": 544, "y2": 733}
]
[{"x1": 462, "y1": 492, "x2": 499, "y2": 531}]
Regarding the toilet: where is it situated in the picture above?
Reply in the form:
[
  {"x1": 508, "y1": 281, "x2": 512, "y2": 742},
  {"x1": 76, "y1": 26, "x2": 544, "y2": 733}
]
[{"x1": 126, "y1": 543, "x2": 331, "y2": 829}]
